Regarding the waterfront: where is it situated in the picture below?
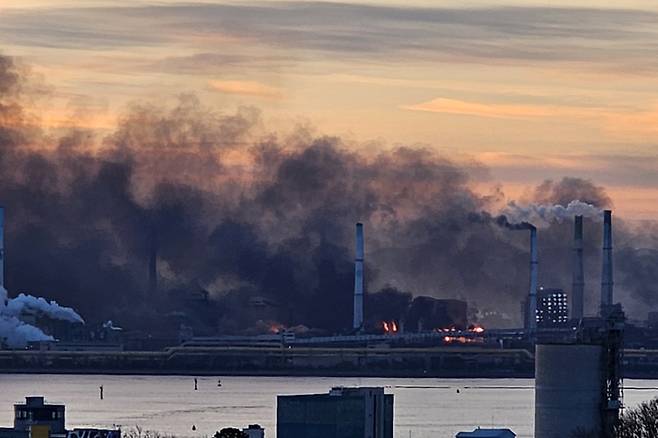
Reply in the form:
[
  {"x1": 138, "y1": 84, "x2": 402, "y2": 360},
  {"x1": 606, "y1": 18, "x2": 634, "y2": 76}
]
[{"x1": 0, "y1": 375, "x2": 656, "y2": 438}]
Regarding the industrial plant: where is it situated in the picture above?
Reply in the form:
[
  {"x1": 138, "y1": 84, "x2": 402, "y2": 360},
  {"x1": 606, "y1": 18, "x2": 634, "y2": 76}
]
[{"x1": 0, "y1": 202, "x2": 650, "y2": 435}]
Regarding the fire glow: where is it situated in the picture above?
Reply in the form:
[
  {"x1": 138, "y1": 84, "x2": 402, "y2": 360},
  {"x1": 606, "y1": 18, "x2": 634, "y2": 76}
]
[
  {"x1": 381, "y1": 321, "x2": 398, "y2": 334},
  {"x1": 439, "y1": 324, "x2": 485, "y2": 344}
]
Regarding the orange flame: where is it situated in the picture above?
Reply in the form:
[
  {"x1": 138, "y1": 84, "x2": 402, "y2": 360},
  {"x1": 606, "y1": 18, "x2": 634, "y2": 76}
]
[{"x1": 470, "y1": 324, "x2": 485, "y2": 334}]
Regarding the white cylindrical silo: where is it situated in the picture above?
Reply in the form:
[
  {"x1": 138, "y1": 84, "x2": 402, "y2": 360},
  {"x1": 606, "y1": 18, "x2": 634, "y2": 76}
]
[{"x1": 535, "y1": 343, "x2": 604, "y2": 438}]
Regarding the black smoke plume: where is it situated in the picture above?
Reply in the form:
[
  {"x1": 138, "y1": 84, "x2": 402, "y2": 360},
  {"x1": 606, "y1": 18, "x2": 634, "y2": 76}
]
[{"x1": 1, "y1": 54, "x2": 656, "y2": 334}]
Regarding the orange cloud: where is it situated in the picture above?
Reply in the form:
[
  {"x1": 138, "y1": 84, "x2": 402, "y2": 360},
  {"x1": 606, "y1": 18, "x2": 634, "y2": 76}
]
[{"x1": 208, "y1": 80, "x2": 283, "y2": 99}]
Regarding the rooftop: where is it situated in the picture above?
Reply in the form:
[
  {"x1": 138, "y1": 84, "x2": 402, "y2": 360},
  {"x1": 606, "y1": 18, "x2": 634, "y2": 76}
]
[{"x1": 456, "y1": 428, "x2": 516, "y2": 438}]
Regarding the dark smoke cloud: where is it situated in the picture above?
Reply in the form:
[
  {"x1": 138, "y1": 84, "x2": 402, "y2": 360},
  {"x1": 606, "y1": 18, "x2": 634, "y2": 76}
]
[{"x1": 0, "y1": 54, "x2": 656, "y2": 334}]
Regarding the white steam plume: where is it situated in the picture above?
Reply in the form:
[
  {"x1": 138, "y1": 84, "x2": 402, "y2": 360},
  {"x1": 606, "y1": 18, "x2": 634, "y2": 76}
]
[
  {"x1": 5, "y1": 293, "x2": 85, "y2": 323},
  {"x1": 0, "y1": 286, "x2": 84, "y2": 348},
  {"x1": 502, "y1": 200, "x2": 602, "y2": 228}
]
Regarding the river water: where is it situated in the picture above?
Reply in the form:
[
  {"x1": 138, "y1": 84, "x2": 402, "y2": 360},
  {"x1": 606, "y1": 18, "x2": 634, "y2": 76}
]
[{"x1": 0, "y1": 375, "x2": 657, "y2": 438}]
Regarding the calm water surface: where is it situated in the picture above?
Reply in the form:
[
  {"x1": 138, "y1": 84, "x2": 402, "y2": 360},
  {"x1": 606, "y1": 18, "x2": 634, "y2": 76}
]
[{"x1": 0, "y1": 375, "x2": 657, "y2": 438}]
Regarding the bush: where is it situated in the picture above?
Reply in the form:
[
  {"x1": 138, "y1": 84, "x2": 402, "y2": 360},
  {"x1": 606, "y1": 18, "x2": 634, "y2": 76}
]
[{"x1": 214, "y1": 428, "x2": 247, "y2": 438}]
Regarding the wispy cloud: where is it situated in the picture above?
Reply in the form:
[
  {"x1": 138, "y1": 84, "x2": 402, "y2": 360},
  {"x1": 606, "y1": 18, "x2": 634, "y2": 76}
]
[
  {"x1": 401, "y1": 98, "x2": 558, "y2": 119},
  {"x1": 477, "y1": 152, "x2": 658, "y2": 188},
  {"x1": 208, "y1": 80, "x2": 284, "y2": 99},
  {"x1": 3, "y1": 3, "x2": 658, "y2": 73}
]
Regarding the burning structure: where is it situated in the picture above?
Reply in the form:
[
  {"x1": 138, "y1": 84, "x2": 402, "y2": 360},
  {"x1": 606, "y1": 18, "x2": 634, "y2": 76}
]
[{"x1": 405, "y1": 297, "x2": 468, "y2": 332}]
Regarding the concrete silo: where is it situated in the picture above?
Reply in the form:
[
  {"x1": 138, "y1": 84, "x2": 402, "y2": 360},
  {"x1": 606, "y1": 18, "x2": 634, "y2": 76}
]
[{"x1": 534, "y1": 343, "x2": 604, "y2": 438}]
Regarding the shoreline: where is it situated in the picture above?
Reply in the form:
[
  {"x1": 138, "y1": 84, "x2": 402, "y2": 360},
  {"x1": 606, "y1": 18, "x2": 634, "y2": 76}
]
[
  {"x1": 0, "y1": 368, "x2": 534, "y2": 378},
  {"x1": 1, "y1": 368, "x2": 657, "y2": 379}
]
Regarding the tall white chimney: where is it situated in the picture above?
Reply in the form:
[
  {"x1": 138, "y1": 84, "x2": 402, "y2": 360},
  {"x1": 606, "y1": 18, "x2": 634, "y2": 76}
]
[
  {"x1": 601, "y1": 210, "x2": 613, "y2": 314},
  {"x1": 527, "y1": 226, "x2": 538, "y2": 332},
  {"x1": 353, "y1": 222, "x2": 364, "y2": 330},
  {"x1": 572, "y1": 215, "x2": 584, "y2": 320},
  {"x1": 0, "y1": 206, "x2": 4, "y2": 290}
]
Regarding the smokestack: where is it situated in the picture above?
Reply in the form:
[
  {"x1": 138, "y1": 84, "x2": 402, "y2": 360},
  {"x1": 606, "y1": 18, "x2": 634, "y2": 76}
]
[
  {"x1": 601, "y1": 210, "x2": 613, "y2": 313},
  {"x1": 148, "y1": 226, "x2": 157, "y2": 296},
  {"x1": 571, "y1": 215, "x2": 584, "y2": 320},
  {"x1": 0, "y1": 206, "x2": 4, "y2": 290},
  {"x1": 527, "y1": 226, "x2": 538, "y2": 332},
  {"x1": 353, "y1": 222, "x2": 364, "y2": 331}
]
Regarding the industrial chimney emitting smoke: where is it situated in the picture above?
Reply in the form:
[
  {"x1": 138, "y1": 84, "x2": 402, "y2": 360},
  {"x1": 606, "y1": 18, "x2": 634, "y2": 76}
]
[
  {"x1": 0, "y1": 206, "x2": 4, "y2": 291},
  {"x1": 527, "y1": 226, "x2": 538, "y2": 332},
  {"x1": 600, "y1": 210, "x2": 613, "y2": 314},
  {"x1": 572, "y1": 215, "x2": 584, "y2": 320},
  {"x1": 353, "y1": 223, "x2": 364, "y2": 331}
]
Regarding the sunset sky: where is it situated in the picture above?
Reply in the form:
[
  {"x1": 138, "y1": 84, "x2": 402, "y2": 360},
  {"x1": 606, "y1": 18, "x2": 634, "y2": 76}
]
[{"x1": 1, "y1": 0, "x2": 657, "y2": 220}]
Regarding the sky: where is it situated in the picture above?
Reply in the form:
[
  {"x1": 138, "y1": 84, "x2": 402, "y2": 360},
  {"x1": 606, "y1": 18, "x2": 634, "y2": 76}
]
[{"x1": 1, "y1": 0, "x2": 657, "y2": 220}]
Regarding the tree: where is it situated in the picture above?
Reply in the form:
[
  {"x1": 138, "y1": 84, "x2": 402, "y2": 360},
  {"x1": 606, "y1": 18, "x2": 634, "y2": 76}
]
[
  {"x1": 616, "y1": 397, "x2": 658, "y2": 437},
  {"x1": 214, "y1": 428, "x2": 247, "y2": 438},
  {"x1": 571, "y1": 398, "x2": 658, "y2": 438}
]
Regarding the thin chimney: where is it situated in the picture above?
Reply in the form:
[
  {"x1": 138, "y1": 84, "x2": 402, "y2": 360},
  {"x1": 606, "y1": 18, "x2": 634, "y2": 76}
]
[
  {"x1": 572, "y1": 215, "x2": 584, "y2": 320},
  {"x1": 527, "y1": 226, "x2": 538, "y2": 332},
  {"x1": 148, "y1": 225, "x2": 158, "y2": 296},
  {"x1": 0, "y1": 206, "x2": 4, "y2": 291},
  {"x1": 353, "y1": 223, "x2": 364, "y2": 330},
  {"x1": 601, "y1": 210, "x2": 613, "y2": 314}
]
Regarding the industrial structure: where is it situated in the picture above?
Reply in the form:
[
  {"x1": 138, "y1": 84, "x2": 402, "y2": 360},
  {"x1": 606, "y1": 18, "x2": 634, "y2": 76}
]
[
  {"x1": 534, "y1": 210, "x2": 624, "y2": 438},
  {"x1": 601, "y1": 210, "x2": 614, "y2": 313},
  {"x1": 571, "y1": 215, "x2": 584, "y2": 321},
  {"x1": 353, "y1": 223, "x2": 364, "y2": 331},
  {"x1": 524, "y1": 226, "x2": 538, "y2": 333},
  {"x1": 0, "y1": 206, "x2": 4, "y2": 291},
  {"x1": 148, "y1": 226, "x2": 158, "y2": 297},
  {"x1": 277, "y1": 387, "x2": 393, "y2": 438}
]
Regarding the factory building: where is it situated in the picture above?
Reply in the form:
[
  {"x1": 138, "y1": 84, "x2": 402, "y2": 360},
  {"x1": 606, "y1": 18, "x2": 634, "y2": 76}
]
[
  {"x1": 277, "y1": 387, "x2": 393, "y2": 438},
  {"x1": 535, "y1": 288, "x2": 569, "y2": 327}
]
